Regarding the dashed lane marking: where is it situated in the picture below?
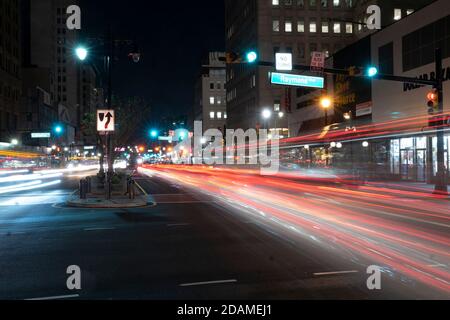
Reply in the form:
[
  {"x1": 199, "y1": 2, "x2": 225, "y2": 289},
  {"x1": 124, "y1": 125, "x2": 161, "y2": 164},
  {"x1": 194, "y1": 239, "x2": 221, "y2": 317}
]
[
  {"x1": 179, "y1": 279, "x2": 238, "y2": 287},
  {"x1": 26, "y1": 294, "x2": 80, "y2": 301}
]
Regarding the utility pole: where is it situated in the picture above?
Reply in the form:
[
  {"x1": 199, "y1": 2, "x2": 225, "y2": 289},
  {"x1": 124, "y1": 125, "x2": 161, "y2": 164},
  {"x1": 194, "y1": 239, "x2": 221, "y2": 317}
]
[{"x1": 434, "y1": 48, "x2": 448, "y2": 194}]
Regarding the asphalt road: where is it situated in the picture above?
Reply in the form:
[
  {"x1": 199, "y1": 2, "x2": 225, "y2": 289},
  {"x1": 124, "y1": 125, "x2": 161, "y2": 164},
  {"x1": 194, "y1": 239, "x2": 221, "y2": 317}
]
[{"x1": 0, "y1": 168, "x2": 448, "y2": 300}]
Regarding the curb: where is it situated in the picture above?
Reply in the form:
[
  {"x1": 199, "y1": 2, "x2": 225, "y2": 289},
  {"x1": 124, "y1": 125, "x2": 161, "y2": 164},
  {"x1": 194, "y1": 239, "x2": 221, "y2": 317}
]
[{"x1": 66, "y1": 195, "x2": 156, "y2": 209}]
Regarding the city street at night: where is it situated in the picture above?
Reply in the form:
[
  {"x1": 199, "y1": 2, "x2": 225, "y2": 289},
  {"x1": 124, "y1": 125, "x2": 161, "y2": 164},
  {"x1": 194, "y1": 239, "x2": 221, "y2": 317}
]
[{"x1": 0, "y1": 0, "x2": 449, "y2": 312}]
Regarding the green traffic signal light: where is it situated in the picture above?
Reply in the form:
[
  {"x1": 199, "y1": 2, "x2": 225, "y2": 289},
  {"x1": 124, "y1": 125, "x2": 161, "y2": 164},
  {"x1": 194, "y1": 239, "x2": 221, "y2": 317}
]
[
  {"x1": 150, "y1": 130, "x2": 158, "y2": 138},
  {"x1": 246, "y1": 51, "x2": 258, "y2": 63},
  {"x1": 367, "y1": 66, "x2": 378, "y2": 77},
  {"x1": 75, "y1": 46, "x2": 88, "y2": 61}
]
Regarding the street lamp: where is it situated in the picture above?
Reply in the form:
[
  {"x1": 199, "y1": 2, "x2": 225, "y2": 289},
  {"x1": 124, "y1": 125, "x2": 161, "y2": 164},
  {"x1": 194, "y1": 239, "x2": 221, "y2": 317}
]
[
  {"x1": 75, "y1": 46, "x2": 88, "y2": 61},
  {"x1": 320, "y1": 96, "x2": 333, "y2": 126},
  {"x1": 262, "y1": 109, "x2": 272, "y2": 120}
]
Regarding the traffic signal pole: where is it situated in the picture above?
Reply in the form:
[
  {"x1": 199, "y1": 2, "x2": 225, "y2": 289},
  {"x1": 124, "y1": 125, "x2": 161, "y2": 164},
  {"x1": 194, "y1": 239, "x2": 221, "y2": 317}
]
[{"x1": 434, "y1": 48, "x2": 448, "y2": 194}]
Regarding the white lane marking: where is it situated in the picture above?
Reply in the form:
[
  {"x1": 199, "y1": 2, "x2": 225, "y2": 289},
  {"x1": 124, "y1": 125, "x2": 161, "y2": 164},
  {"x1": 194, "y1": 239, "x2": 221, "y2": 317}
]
[
  {"x1": 167, "y1": 223, "x2": 191, "y2": 227},
  {"x1": 313, "y1": 270, "x2": 359, "y2": 277},
  {"x1": 179, "y1": 279, "x2": 237, "y2": 287},
  {"x1": 427, "y1": 263, "x2": 447, "y2": 268},
  {"x1": 26, "y1": 294, "x2": 80, "y2": 301},
  {"x1": 84, "y1": 227, "x2": 116, "y2": 231}
]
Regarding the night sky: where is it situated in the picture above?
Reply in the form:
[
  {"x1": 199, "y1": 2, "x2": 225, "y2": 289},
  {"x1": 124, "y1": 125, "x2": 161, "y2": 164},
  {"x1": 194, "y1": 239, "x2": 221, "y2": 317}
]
[{"x1": 81, "y1": 0, "x2": 225, "y2": 120}]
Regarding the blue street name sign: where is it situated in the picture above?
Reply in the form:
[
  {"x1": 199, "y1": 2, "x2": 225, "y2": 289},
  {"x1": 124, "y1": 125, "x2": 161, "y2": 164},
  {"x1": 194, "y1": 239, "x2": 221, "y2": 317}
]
[{"x1": 271, "y1": 72, "x2": 324, "y2": 89}]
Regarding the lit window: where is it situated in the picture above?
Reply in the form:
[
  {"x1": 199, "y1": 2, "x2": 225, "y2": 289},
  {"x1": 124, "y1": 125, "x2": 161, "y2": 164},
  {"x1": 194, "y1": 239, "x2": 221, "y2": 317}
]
[
  {"x1": 210, "y1": 112, "x2": 215, "y2": 119},
  {"x1": 224, "y1": 113, "x2": 228, "y2": 119},
  {"x1": 297, "y1": 20, "x2": 305, "y2": 33},
  {"x1": 273, "y1": 20, "x2": 280, "y2": 32},
  {"x1": 394, "y1": 9, "x2": 402, "y2": 21},
  {"x1": 272, "y1": 0, "x2": 279, "y2": 5},
  {"x1": 333, "y1": 0, "x2": 339, "y2": 7},
  {"x1": 321, "y1": 21, "x2": 329, "y2": 33},
  {"x1": 210, "y1": 97, "x2": 215, "y2": 104},
  {"x1": 333, "y1": 22, "x2": 341, "y2": 33},
  {"x1": 217, "y1": 112, "x2": 222, "y2": 119},
  {"x1": 217, "y1": 97, "x2": 222, "y2": 105},
  {"x1": 345, "y1": 23, "x2": 353, "y2": 34},
  {"x1": 406, "y1": 9, "x2": 414, "y2": 15},
  {"x1": 285, "y1": 21, "x2": 293, "y2": 32},
  {"x1": 309, "y1": 20, "x2": 317, "y2": 33}
]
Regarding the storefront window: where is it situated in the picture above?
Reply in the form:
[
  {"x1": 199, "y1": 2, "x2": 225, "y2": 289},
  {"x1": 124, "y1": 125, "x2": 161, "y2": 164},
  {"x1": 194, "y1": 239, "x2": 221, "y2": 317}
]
[
  {"x1": 390, "y1": 139, "x2": 400, "y2": 174},
  {"x1": 416, "y1": 137, "x2": 427, "y2": 149},
  {"x1": 400, "y1": 137, "x2": 414, "y2": 149}
]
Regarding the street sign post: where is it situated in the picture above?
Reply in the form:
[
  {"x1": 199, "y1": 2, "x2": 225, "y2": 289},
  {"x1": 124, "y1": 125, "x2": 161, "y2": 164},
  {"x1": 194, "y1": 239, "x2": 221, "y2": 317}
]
[
  {"x1": 31, "y1": 132, "x2": 51, "y2": 139},
  {"x1": 275, "y1": 53, "x2": 293, "y2": 71},
  {"x1": 311, "y1": 51, "x2": 325, "y2": 72},
  {"x1": 97, "y1": 110, "x2": 115, "y2": 132},
  {"x1": 271, "y1": 72, "x2": 324, "y2": 89}
]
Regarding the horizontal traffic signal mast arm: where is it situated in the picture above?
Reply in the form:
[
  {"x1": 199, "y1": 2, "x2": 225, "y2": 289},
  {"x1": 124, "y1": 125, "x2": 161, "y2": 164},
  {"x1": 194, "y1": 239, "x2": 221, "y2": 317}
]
[{"x1": 253, "y1": 61, "x2": 437, "y2": 87}]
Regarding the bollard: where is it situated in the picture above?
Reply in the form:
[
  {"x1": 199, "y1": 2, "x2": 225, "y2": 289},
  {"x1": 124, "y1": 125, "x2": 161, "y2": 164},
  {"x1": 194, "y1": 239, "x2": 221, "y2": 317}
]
[
  {"x1": 86, "y1": 177, "x2": 92, "y2": 193},
  {"x1": 129, "y1": 179, "x2": 136, "y2": 200},
  {"x1": 79, "y1": 179, "x2": 87, "y2": 199}
]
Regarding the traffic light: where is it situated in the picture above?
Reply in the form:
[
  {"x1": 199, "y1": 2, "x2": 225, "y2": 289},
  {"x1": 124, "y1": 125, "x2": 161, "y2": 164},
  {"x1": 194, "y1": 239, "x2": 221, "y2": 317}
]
[
  {"x1": 348, "y1": 66, "x2": 378, "y2": 78},
  {"x1": 219, "y1": 51, "x2": 258, "y2": 64},
  {"x1": 427, "y1": 89, "x2": 439, "y2": 114},
  {"x1": 246, "y1": 51, "x2": 258, "y2": 63},
  {"x1": 150, "y1": 129, "x2": 159, "y2": 139},
  {"x1": 367, "y1": 66, "x2": 379, "y2": 77},
  {"x1": 53, "y1": 125, "x2": 63, "y2": 135}
]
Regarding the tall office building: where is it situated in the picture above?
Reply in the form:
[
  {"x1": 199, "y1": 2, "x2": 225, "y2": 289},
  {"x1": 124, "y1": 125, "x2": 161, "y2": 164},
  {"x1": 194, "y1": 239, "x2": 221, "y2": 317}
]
[
  {"x1": 21, "y1": 0, "x2": 85, "y2": 145},
  {"x1": 225, "y1": 0, "x2": 356, "y2": 133},
  {"x1": 193, "y1": 52, "x2": 227, "y2": 132},
  {"x1": 0, "y1": 0, "x2": 22, "y2": 142},
  {"x1": 225, "y1": 0, "x2": 435, "y2": 136}
]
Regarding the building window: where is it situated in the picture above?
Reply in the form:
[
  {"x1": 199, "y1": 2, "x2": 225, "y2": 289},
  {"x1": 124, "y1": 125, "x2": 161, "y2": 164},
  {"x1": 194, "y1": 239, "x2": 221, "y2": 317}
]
[
  {"x1": 309, "y1": 0, "x2": 316, "y2": 8},
  {"x1": 394, "y1": 9, "x2": 402, "y2": 21},
  {"x1": 379, "y1": 42, "x2": 394, "y2": 74},
  {"x1": 321, "y1": 21, "x2": 329, "y2": 33},
  {"x1": 309, "y1": 19, "x2": 317, "y2": 33},
  {"x1": 274, "y1": 99, "x2": 281, "y2": 112},
  {"x1": 210, "y1": 97, "x2": 215, "y2": 104},
  {"x1": 333, "y1": 22, "x2": 341, "y2": 33},
  {"x1": 272, "y1": 0, "x2": 279, "y2": 5},
  {"x1": 345, "y1": 22, "x2": 353, "y2": 34},
  {"x1": 217, "y1": 112, "x2": 222, "y2": 119},
  {"x1": 210, "y1": 112, "x2": 215, "y2": 119},
  {"x1": 273, "y1": 20, "x2": 280, "y2": 32},
  {"x1": 210, "y1": 83, "x2": 214, "y2": 90},
  {"x1": 333, "y1": 0, "x2": 340, "y2": 7},
  {"x1": 285, "y1": 20, "x2": 293, "y2": 32},
  {"x1": 321, "y1": 0, "x2": 328, "y2": 8},
  {"x1": 402, "y1": 15, "x2": 450, "y2": 72},
  {"x1": 224, "y1": 113, "x2": 228, "y2": 119},
  {"x1": 217, "y1": 97, "x2": 222, "y2": 105},
  {"x1": 406, "y1": 9, "x2": 414, "y2": 16},
  {"x1": 297, "y1": 20, "x2": 305, "y2": 32}
]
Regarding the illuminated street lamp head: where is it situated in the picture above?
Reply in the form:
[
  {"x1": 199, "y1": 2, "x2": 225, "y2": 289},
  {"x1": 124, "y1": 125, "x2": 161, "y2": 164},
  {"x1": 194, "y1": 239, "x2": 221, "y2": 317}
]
[
  {"x1": 75, "y1": 47, "x2": 88, "y2": 61},
  {"x1": 262, "y1": 109, "x2": 272, "y2": 120},
  {"x1": 320, "y1": 97, "x2": 333, "y2": 109},
  {"x1": 246, "y1": 51, "x2": 258, "y2": 63},
  {"x1": 367, "y1": 66, "x2": 378, "y2": 77},
  {"x1": 11, "y1": 139, "x2": 19, "y2": 146}
]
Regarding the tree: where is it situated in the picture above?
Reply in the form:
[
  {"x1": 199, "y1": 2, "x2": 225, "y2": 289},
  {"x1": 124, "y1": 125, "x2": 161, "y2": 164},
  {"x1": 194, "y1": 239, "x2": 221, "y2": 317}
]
[{"x1": 81, "y1": 95, "x2": 151, "y2": 172}]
